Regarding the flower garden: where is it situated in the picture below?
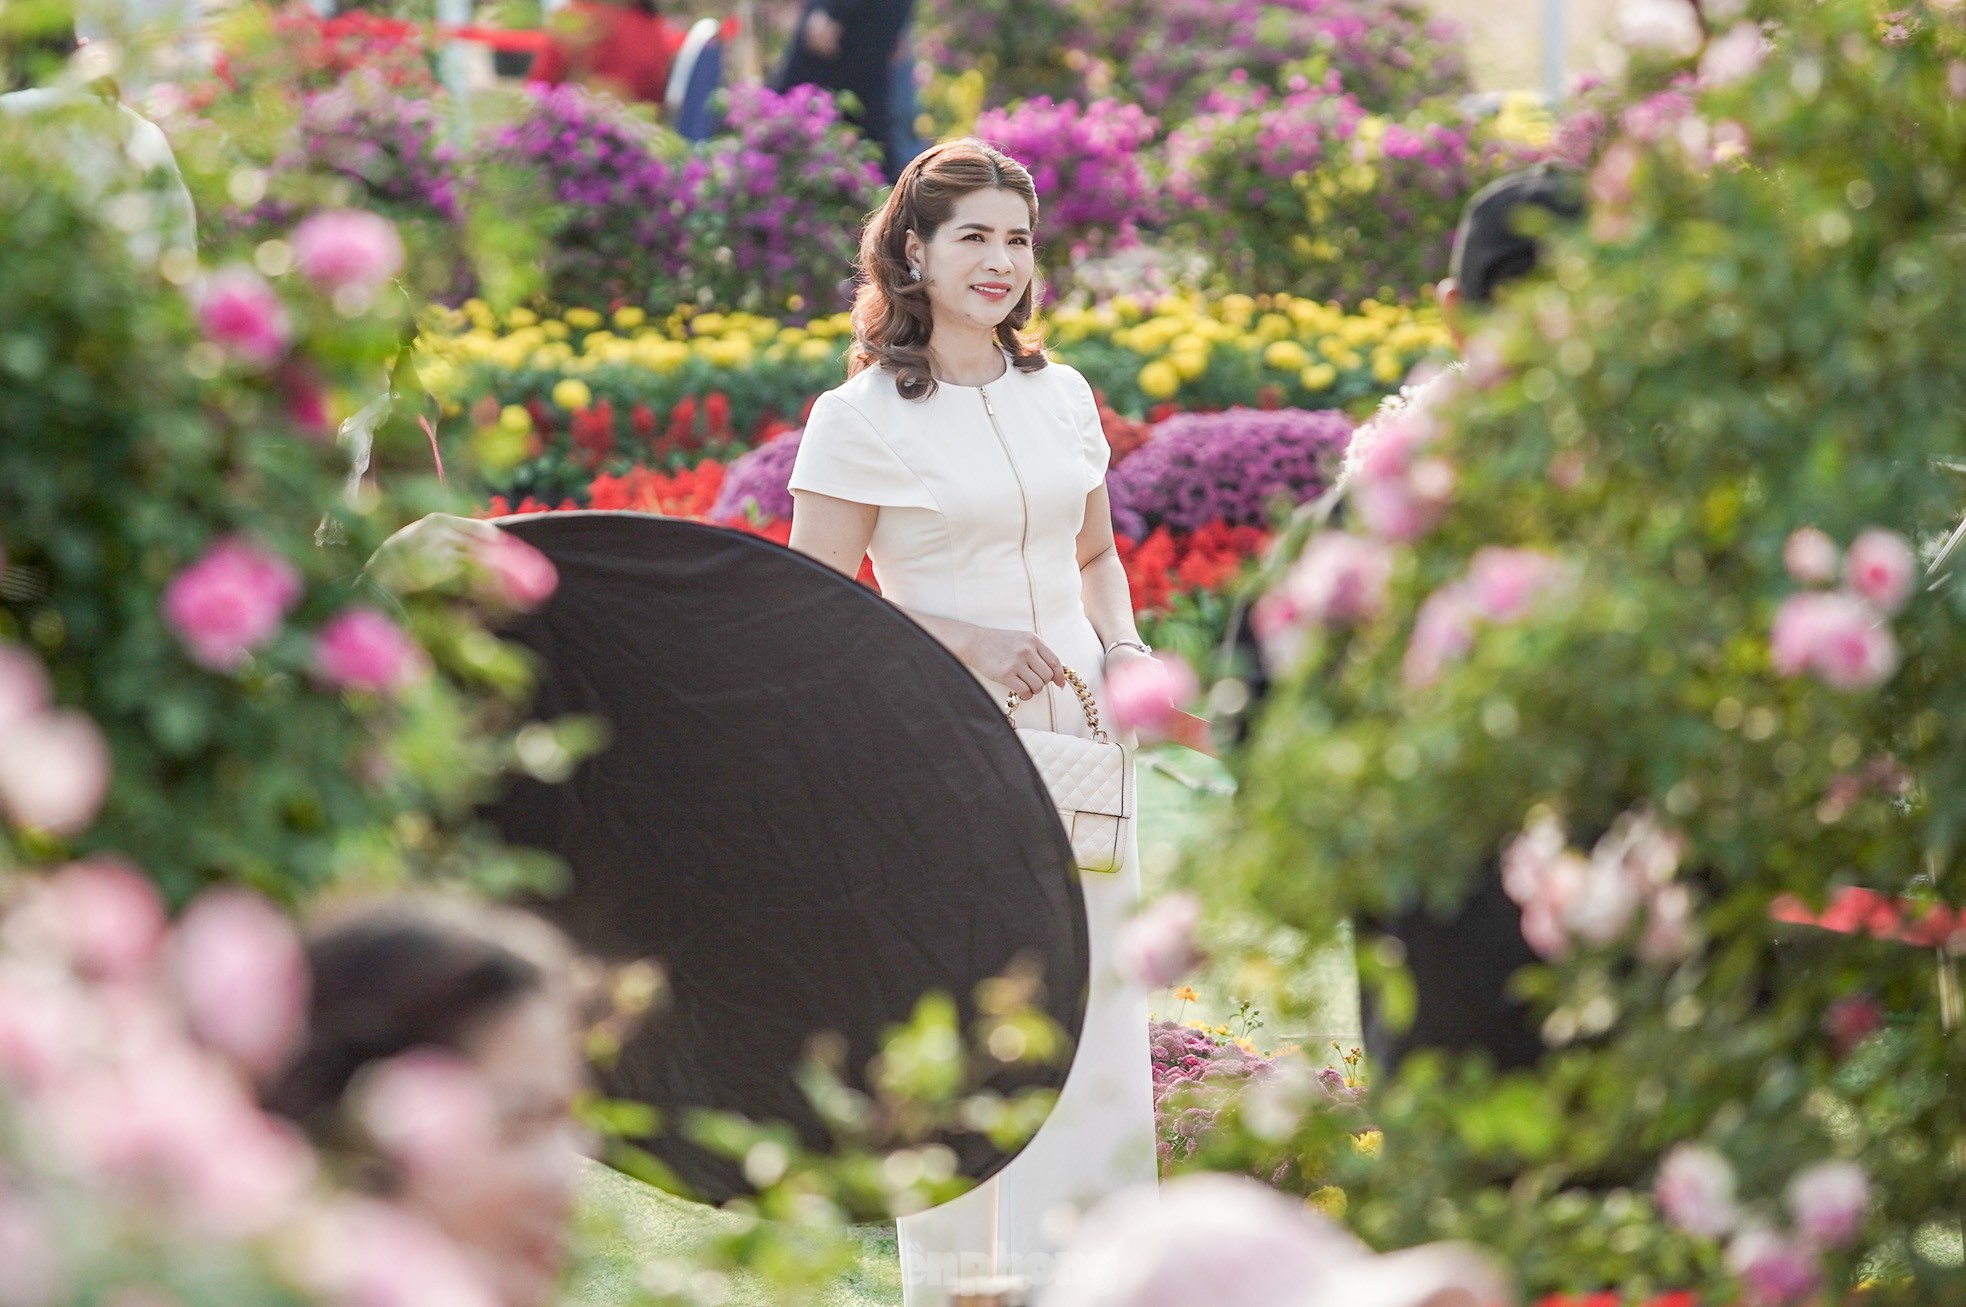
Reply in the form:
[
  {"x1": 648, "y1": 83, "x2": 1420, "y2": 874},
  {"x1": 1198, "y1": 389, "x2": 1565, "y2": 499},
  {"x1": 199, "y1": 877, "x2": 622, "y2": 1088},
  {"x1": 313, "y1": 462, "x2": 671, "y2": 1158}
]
[{"x1": 10, "y1": 0, "x2": 1966, "y2": 1301}]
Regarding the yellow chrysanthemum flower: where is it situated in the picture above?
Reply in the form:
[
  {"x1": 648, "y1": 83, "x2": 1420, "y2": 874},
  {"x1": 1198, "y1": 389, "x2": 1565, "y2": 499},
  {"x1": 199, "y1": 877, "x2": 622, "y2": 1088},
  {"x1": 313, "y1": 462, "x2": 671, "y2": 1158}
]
[
  {"x1": 564, "y1": 307, "x2": 603, "y2": 330},
  {"x1": 541, "y1": 319, "x2": 571, "y2": 342},
  {"x1": 551, "y1": 377, "x2": 592, "y2": 411},
  {"x1": 506, "y1": 307, "x2": 538, "y2": 327},
  {"x1": 1138, "y1": 359, "x2": 1180, "y2": 399},
  {"x1": 1307, "y1": 1186, "x2": 1348, "y2": 1218},
  {"x1": 1263, "y1": 340, "x2": 1310, "y2": 372},
  {"x1": 1299, "y1": 363, "x2": 1339, "y2": 392},
  {"x1": 612, "y1": 306, "x2": 647, "y2": 329},
  {"x1": 498, "y1": 404, "x2": 532, "y2": 433}
]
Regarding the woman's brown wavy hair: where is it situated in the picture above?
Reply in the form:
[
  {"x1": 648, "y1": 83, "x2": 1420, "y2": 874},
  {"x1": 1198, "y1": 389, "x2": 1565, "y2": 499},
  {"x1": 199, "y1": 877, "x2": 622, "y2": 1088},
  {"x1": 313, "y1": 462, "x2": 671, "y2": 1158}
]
[{"x1": 849, "y1": 138, "x2": 1048, "y2": 401}]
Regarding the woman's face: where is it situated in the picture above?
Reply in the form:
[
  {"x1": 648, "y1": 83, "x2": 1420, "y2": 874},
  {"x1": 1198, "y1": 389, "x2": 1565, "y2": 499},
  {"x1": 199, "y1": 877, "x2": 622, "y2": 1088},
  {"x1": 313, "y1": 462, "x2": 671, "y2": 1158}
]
[
  {"x1": 906, "y1": 186, "x2": 1037, "y2": 336},
  {"x1": 401, "y1": 990, "x2": 589, "y2": 1307}
]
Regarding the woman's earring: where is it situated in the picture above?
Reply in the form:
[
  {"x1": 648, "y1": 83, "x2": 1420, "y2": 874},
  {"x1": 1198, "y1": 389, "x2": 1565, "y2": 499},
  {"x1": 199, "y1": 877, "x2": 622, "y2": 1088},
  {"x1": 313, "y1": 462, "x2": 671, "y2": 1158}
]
[{"x1": 909, "y1": 266, "x2": 922, "y2": 282}]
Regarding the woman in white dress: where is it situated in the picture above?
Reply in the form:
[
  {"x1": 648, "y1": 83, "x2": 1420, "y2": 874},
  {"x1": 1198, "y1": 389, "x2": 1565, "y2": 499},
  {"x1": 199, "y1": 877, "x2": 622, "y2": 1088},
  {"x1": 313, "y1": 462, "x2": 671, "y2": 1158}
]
[{"x1": 786, "y1": 139, "x2": 1158, "y2": 1304}]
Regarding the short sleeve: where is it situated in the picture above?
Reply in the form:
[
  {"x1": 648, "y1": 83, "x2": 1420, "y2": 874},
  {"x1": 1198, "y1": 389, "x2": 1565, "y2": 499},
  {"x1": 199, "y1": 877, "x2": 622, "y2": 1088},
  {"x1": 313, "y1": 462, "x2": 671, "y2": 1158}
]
[
  {"x1": 787, "y1": 391, "x2": 938, "y2": 510},
  {"x1": 1063, "y1": 365, "x2": 1111, "y2": 493}
]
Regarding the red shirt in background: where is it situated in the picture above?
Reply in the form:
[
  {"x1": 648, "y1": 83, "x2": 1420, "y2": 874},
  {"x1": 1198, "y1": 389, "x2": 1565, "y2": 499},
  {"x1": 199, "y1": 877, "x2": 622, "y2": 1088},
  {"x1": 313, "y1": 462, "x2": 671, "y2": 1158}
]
[{"x1": 531, "y1": 1, "x2": 683, "y2": 104}]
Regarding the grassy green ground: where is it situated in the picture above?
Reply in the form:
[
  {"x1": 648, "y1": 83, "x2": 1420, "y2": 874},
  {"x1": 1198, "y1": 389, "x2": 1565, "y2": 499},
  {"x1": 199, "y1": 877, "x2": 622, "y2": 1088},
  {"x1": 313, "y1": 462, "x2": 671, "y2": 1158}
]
[{"x1": 565, "y1": 749, "x2": 1357, "y2": 1306}]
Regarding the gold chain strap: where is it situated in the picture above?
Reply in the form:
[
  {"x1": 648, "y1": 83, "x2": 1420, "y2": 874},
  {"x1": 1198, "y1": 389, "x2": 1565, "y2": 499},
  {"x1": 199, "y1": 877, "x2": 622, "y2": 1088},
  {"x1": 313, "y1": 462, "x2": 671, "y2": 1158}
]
[{"x1": 1004, "y1": 666, "x2": 1111, "y2": 744}]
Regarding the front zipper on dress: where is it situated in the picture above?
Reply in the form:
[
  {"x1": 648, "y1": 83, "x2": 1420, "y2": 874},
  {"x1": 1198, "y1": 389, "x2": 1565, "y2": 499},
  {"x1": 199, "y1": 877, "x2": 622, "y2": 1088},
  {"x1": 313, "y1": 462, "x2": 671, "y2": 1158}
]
[{"x1": 978, "y1": 383, "x2": 1055, "y2": 730}]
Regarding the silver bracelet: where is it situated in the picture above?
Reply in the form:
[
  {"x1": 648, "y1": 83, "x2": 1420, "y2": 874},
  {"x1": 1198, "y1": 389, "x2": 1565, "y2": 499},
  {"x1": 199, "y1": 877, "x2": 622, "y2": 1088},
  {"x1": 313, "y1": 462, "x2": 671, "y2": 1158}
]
[{"x1": 1104, "y1": 638, "x2": 1153, "y2": 657}]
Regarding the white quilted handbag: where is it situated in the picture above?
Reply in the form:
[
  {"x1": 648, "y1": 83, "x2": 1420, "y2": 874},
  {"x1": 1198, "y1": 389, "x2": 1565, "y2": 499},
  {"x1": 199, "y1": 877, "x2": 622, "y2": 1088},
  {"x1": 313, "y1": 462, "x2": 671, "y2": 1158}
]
[{"x1": 1010, "y1": 667, "x2": 1133, "y2": 874}]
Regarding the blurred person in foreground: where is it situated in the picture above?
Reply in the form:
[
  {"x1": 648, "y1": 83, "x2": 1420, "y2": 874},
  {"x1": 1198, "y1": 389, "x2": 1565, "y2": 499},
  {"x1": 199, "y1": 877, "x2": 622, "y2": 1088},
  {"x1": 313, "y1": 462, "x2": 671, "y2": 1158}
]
[
  {"x1": 1226, "y1": 163, "x2": 1587, "y2": 1076},
  {"x1": 1, "y1": 19, "x2": 197, "y2": 262},
  {"x1": 263, "y1": 895, "x2": 593, "y2": 1307}
]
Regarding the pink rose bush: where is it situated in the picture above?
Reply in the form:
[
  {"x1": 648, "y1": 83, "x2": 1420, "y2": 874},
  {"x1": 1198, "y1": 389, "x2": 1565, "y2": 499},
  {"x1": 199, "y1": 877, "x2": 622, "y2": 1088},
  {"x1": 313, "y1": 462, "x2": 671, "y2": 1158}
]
[
  {"x1": 1769, "y1": 526, "x2": 1911, "y2": 692},
  {"x1": 1347, "y1": 404, "x2": 1457, "y2": 544},
  {"x1": 0, "y1": 641, "x2": 110, "y2": 837},
  {"x1": 0, "y1": 871, "x2": 506, "y2": 1307},
  {"x1": 1403, "y1": 547, "x2": 1570, "y2": 689},
  {"x1": 1500, "y1": 807, "x2": 1690, "y2": 961},
  {"x1": 1651, "y1": 1143, "x2": 1871, "y2": 1304},
  {"x1": 1251, "y1": 532, "x2": 1393, "y2": 669},
  {"x1": 163, "y1": 537, "x2": 304, "y2": 671}
]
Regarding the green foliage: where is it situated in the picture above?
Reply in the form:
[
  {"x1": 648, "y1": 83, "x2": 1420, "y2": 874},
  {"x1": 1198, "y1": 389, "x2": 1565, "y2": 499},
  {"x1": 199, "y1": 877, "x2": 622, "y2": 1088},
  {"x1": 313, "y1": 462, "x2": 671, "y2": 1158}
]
[
  {"x1": 1206, "y1": 0, "x2": 1966, "y2": 1298},
  {"x1": 0, "y1": 121, "x2": 562, "y2": 904}
]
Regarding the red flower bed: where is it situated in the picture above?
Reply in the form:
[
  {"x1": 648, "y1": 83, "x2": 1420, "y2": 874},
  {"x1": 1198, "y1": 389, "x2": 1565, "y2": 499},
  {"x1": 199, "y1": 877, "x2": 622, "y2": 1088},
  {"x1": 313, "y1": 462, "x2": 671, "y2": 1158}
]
[{"x1": 1118, "y1": 521, "x2": 1270, "y2": 616}]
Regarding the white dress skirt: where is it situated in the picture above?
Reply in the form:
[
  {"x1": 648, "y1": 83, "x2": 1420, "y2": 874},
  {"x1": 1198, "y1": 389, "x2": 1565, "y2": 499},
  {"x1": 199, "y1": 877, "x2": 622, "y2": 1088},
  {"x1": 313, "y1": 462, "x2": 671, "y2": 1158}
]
[{"x1": 788, "y1": 355, "x2": 1159, "y2": 1305}]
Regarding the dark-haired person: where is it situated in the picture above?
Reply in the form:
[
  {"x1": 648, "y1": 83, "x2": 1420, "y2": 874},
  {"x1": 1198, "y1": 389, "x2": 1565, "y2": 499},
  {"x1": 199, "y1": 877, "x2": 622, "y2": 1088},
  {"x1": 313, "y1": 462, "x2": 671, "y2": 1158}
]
[
  {"x1": 773, "y1": 0, "x2": 914, "y2": 178},
  {"x1": 1, "y1": 21, "x2": 196, "y2": 263},
  {"x1": 263, "y1": 896, "x2": 591, "y2": 1307},
  {"x1": 1229, "y1": 163, "x2": 1587, "y2": 1077},
  {"x1": 786, "y1": 138, "x2": 1156, "y2": 1303}
]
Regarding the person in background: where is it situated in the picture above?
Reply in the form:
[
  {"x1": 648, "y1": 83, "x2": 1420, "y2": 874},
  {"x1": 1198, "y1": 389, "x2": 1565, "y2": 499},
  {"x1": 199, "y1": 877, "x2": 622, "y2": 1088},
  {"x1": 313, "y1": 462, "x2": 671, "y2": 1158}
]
[
  {"x1": 263, "y1": 895, "x2": 593, "y2": 1307},
  {"x1": 1227, "y1": 163, "x2": 1587, "y2": 1077},
  {"x1": 530, "y1": 0, "x2": 684, "y2": 106},
  {"x1": 773, "y1": 0, "x2": 913, "y2": 179},
  {"x1": 1, "y1": 21, "x2": 197, "y2": 262}
]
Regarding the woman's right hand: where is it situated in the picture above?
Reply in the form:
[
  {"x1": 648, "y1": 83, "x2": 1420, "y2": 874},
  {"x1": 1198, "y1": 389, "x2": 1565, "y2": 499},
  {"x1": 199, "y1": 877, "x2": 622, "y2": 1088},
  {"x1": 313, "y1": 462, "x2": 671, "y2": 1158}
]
[{"x1": 962, "y1": 626, "x2": 1065, "y2": 703}]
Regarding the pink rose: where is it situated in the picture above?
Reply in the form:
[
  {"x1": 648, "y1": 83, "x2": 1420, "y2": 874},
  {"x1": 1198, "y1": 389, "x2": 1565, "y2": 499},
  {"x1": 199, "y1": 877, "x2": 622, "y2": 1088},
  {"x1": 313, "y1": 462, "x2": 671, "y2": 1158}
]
[
  {"x1": 1618, "y1": 0, "x2": 1703, "y2": 58},
  {"x1": 0, "y1": 1187, "x2": 61, "y2": 1307},
  {"x1": 353, "y1": 1050, "x2": 499, "y2": 1184},
  {"x1": 1562, "y1": 857, "x2": 1647, "y2": 947},
  {"x1": 39, "y1": 860, "x2": 166, "y2": 983},
  {"x1": 1638, "y1": 882, "x2": 1695, "y2": 963},
  {"x1": 1726, "y1": 1226, "x2": 1820, "y2": 1305},
  {"x1": 475, "y1": 530, "x2": 559, "y2": 612},
  {"x1": 0, "y1": 644, "x2": 50, "y2": 731},
  {"x1": 1844, "y1": 528, "x2": 1915, "y2": 616},
  {"x1": 0, "y1": 965, "x2": 89, "y2": 1091},
  {"x1": 162, "y1": 537, "x2": 303, "y2": 671},
  {"x1": 193, "y1": 267, "x2": 292, "y2": 369},
  {"x1": 1105, "y1": 653, "x2": 1198, "y2": 738},
  {"x1": 1116, "y1": 892, "x2": 1203, "y2": 988},
  {"x1": 1781, "y1": 528, "x2": 1839, "y2": 585},
  {"x1": 1822, "y1": 994, "x2": 1883, "y2": 1058},
  {"x1": 0, "y1": 709, "x2": 111, "y2": 836},
  {"x1": 283, "y1": 363, "x2": 333, "y2": 439},
  {"x1": 1285, "y1": 532, "x2": 1392, "y2": 627},
  {"x1": 1466, "y1": 547, "x2": 1564, "y2": 623},
  {"x1": 292, "y1": 210, "x2": 405, "y2": 298},
  {"x1": 1770, "y1": 592, "x2": 1899, "y2": 690},
  {"x1": 1249, "y1": 589, "x2": 1310, "y2": 673},
  {"x1": 1656, "y1": 1143, "x2": 1740, "y2": 1238},
  {"x1": 173, "y1": 889, "x2": 308, "y2": 1078},
  {"x1": 302, "y1": 1198, "x2": 499, "y2": 1307},
  {"x1": 1786, "y1": 1159, "x2": 1869, "y2": 1248},
  {"x1": 1699, "y1": 21, "x2": 1767, "y2": 85},
  {"x1": 1591, "y1": 139, "x2": 1642, "y2": 210},
  {"x1": 1401, "y1": 583, "x2": 1479, "y2": 689},
  {"x1": 313, "y1": 608, "x2": 428, "y2": 695},
  {"x1": 44, "y1": 1044, "x2": 314, "y2": 1238}
]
